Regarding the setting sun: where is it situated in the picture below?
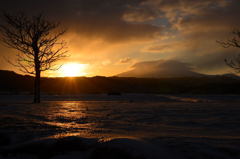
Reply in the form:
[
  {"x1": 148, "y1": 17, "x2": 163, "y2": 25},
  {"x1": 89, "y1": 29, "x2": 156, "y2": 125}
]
[{"x1": 59, "y1": 63, "x2": 88, "y2": 77}]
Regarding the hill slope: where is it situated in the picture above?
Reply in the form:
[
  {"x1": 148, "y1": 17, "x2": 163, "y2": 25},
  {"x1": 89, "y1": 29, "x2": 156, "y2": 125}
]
[
  {"x1": 1, "y1": 70, "x2": 240, "y2": 94},
  {"x1": 117, "y1": 60, "x2": 204, "y2": 78}
]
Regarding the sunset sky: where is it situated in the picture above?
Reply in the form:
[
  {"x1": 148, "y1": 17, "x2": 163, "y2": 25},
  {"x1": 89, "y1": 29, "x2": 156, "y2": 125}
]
[{"x1": 0, "y1": 0, "x2": 240, "y2": 77}]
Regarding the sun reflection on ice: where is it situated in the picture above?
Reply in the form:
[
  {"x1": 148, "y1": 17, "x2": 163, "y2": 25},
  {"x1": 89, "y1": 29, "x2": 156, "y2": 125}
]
[{"x1": 44, "y1": 102, "x2": 94, "y2": 136}]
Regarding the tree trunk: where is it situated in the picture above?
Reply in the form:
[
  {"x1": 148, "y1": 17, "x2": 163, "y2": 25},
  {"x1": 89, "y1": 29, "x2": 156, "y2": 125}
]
[
  {"x1": 33, "y1": 40, "x2": 41, "y2": 103},
  {"x1": 34, "y1": 69, "x2": 41, "y2": 103}
]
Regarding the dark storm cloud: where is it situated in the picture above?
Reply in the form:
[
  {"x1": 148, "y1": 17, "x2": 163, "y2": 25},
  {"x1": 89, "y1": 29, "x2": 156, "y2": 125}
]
[
  {"x1": 0, "y1": 0, "x2": 237, "y2": 43},
  {"x1": 175, "y1": 0, "x2": 240, "y2": 31},
  {"x1": 172, "y1": 0, "x2": 240, "y2": 73},
  {"x1": 0, "y1": 0, "x2": 161, "y2": 42},
  {"x1": 140, "y1": 0, "x2": 240, "y2": 74}
]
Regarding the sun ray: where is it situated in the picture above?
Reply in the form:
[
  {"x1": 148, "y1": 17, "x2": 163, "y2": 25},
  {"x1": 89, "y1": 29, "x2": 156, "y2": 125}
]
[{"x1": 58, "y1": 63, "x2": 88, "y2": 77}]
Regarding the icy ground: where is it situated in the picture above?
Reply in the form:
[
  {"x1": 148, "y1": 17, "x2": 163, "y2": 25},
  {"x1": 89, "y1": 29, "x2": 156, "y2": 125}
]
[{"x1": 0, "y1": 94, "x2": 240, "y2": 159}]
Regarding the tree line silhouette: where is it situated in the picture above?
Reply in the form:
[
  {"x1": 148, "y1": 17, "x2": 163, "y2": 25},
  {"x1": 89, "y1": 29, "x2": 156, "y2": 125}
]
[{"x1": 1, "y1": 70, "x2": 240, "y2": 95}]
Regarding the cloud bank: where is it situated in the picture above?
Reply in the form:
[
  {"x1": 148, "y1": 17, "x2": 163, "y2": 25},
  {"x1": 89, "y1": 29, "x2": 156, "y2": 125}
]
[{"x1": 118, "y1": 60, "x2": 203, "y2": 78}]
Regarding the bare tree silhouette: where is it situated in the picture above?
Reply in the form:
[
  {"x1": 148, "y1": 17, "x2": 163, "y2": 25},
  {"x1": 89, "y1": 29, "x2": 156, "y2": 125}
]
[
  {"x1": 217, "y1": 29, "x2": 240, "y2": 72},
  {"x1": 0, "y1": 13, "x2": 67, "y2": 103}
]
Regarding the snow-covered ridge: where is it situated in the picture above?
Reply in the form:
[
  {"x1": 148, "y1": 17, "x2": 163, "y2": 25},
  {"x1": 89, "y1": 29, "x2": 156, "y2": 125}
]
[{"x1": 1, "y1": 135, "x2": 240, "y2": 159}]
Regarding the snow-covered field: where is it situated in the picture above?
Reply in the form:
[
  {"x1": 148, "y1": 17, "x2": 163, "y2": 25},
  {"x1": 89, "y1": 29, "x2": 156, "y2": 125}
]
[{"x1": 0, "y1": 94, "x2": 240, "y2": 159}]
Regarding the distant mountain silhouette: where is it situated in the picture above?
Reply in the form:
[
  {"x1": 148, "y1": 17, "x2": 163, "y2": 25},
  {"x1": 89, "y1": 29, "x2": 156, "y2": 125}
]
[
  {"x1": 220, "y1": 73, "x2": 240, "y2": 79},
  {"x1": 1, "y1": 69, "x2": 240, "y2": 94},
  {"x1": 117, "y1": 60, "x2": 204, "y2": 78},
  {"x1": 0, "y1": 70, "x2": 22, "y2": 78},
  {"x1": 0, "y1": 70, "x2": 33, "y2": 93}
]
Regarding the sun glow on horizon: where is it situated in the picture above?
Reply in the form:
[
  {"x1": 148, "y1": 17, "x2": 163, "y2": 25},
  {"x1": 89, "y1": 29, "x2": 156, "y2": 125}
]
[{"x1": 59, "y1": 63, "x2": 88, "y2": 77}]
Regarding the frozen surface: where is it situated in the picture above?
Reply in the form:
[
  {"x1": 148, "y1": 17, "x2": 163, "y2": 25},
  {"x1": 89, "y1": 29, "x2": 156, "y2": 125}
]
[{"x1": 0, "y1": 94, "x2": 240, "y2": 158}]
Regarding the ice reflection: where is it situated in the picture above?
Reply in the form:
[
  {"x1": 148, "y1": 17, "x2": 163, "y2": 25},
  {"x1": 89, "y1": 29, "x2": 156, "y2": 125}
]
[
  {"x1": 1, "y1": 101, "x2": 240, "y2": 140},
  {"x1": 41, "y1": 102, "x2": 96, "y2": 137}
]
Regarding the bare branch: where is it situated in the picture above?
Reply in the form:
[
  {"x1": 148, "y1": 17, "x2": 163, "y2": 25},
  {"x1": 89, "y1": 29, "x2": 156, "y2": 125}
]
[
  {"x1": 0, "y1": 12, "x2": 68, "y2": 75},
  {"x1": 0, "y1": 12, "x2": 68, "y2": 103},
  {"x1": 218, "y1": 29, "x2": 240, "y2": 73}
]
